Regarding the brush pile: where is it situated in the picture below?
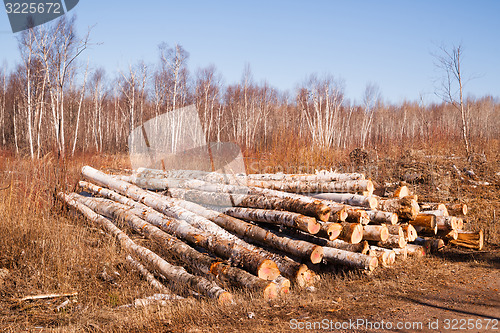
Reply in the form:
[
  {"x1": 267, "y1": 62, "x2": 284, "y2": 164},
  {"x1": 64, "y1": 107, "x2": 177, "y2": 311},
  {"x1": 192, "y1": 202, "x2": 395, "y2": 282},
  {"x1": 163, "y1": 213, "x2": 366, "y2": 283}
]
[{"x1": 59, "y1": 166, "x2": 483, "y2": 304}]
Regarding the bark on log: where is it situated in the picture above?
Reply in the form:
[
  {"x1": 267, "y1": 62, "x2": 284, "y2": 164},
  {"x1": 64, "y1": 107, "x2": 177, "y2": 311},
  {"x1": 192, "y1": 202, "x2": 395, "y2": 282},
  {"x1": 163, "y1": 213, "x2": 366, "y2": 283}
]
[
  {"x1": 368, "y1": 246, "x2": 396, "y2": 267},
  {"x1": 456, "y1": 217, "x2": 464, "y2": 230},
  {"x1": 338, "y1": 222, "x2": 363, "y2": 244},
  {"x1": 405, "y1": 244, "x2": 426, "y2": 257},
  {"x1": 59, "y1": 192, "x2": 232, "y2": 303},
  {"x1": 413, "y1": 237, "x2": 445, "y2": 253},
  {"x1": 412, "y1": 224, "x2": 438, "y2": 236},
  {"x1": 450, "y1": 230, "x2": 483, "y2": 250},
  {"x1": 446, "y1": 203, "x2": 468, "y2": 216},
  {"x1": 436, "y1": 216, "x2": 458, "y2": 231},
  {"x1": 401, "y1": 224, "x2": 418, "y2": 242},
  {"x1": 317, "y1": 222, "x2": 342, "y2": 241},
  {"x1": 246, "y1": 171, "x2": 365, "y2": 182},
  {"x1": 77, "y1": 176, "x2": 281, "y2": 281},
  {"x1": 385, "y1": 224, "x2": 403, "y2": 237},
  {"x1": 377, "y1": 235, "x2": 407, "y2": 248},
  {"x1": 393, "y1": 186, "x2": 410, "y2": 198},
  {"x1": 365, "y1": 210, "x2": 398, "y2": 225},
  {"x1": 363, "y1": 225, "x2": 389, "y2": 242},
  {"x1": 126, "y1": 255, "x2": 171, "y2": 294},
  {"x1": 322, "y1": 247, "x2": 378, "y2": 271},
  {"x1": 80, "y1": 180, "x2": 316, "y2": 287},
  {"x1": 392, "y1": 247, "x2": 408, "y2": 261},
  {"x1": 312, "y1": 193, "x2": 378, "y2": 209},
  {"x1": 327, "y1": 206, "x2": 348, "y2": 222},
  {"x1": 411, "y1": 214, "x2": 437, "y2": 230},
  {"x1": 437, "y1": 229, "x2": 458, "y2": 241},
  {"x1": 422, "y1": 209, "x2": 449, "y2": 217},
  {"x1": 223, "y1": 207, "x2": 320, "y2": 235},
  {"x1": 73, "y1": 194, "x2": 279, "y2": 299},
  {"x1": 377, "y1": 196, "x2": 420, "y2": 220},
  {"x1": 325, "y1": 239, "x2": 370, "y2": 254},
  {"x1": 246, "y1": 179, "x2": 374, "y2": 196},
  {"x1": 419, "y1": 202, "x2": 448, "y2": 213}
]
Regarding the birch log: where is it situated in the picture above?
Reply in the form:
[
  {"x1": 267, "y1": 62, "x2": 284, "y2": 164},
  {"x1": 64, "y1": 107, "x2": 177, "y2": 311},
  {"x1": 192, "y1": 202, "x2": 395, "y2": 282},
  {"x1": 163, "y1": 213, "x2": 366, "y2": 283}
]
[
  {"x1": 322, "y1": 247, "x2": 378, "y2": 271},
  {"x1": 338, "y1": 223, "x2": 364, "y2": 244},
  {"x1": 419, "y1": 203, "x2": 448, "y2": 213},
  {"x1": 246, "y1": 179, "x2": 374, "y2": 195},
  {"x1": 317, "y1": 222, "x2": 342, "y2": 241},
  {"x1": 365, "y1": 210, "x2": 398, "y2": 225},
  {"x1": 79, "y1": 180, "x2": 315, "y2": 287},
  {"x1": 368, "y1": 246, "x2": 396, "y2": 267},
  {"x1": 401, "y1": 224, "x2": 418, "y2": 242},
  {"x1": 59, "y1": 192, "x2": 232, "y2": 303},
  {"x1": 413, "y1": 237, "x2": 445, "y2": 253},
  {"x1": 436, "y1": 216, "x2": 458, "y2": 231},
  {"x1": 385, "y1": 224, "x2": 403, "y2": 237},
  {"x1": 378, "y1": 196, "x2": 420, "y2": 220},
  {"x1": 363, "y1": 225, "x2": 389, "y2": 242},
  {"x1": 126, "y1": 255, "x2": 171, "y2": 294},
  {"x1": 446, "y1": 203, "x2": 468, "y2": 216},
  {"x1": 312, "y1": 193, "x2": 378, "y2": 209},
  {"x1": 246, "y1": 171, "x2": 365, "y2": 182},
  {"x1": 72, "y1": 194, "x2": 279, "y2": 299},
  {"x1": 223, "y1": 207, "x2": 321, "y2": 235},
  {"x1": 377, "y1": 235, "x2": 407, "y2": 248}
]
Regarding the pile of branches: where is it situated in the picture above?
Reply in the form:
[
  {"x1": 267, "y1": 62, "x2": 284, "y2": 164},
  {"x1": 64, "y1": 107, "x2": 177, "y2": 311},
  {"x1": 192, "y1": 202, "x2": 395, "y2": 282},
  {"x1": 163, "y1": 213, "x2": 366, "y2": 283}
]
[{"x1": 59, "y1": 167, "x2": 482, "y2": 304}]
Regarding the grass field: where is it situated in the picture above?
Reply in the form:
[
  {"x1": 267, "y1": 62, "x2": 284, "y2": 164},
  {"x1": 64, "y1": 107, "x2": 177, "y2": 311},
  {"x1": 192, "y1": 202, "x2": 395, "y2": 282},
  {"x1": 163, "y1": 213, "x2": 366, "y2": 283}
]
[{"x1": 0, "y1": 144, "x2": 499, "y2": 332}]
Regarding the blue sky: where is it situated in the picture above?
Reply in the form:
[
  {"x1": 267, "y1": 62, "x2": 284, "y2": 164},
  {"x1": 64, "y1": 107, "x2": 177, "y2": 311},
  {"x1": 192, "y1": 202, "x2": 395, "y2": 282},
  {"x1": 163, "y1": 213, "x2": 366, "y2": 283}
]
[{"x1": 1, "y1": 1, "x2": 499, "y2": 104}]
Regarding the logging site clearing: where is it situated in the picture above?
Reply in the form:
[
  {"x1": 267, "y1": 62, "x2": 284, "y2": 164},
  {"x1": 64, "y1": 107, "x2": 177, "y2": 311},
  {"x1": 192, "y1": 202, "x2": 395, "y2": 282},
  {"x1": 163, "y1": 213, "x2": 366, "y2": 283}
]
[{"x1": 0, "y1": 146, "x2": 499, "y2": 332}]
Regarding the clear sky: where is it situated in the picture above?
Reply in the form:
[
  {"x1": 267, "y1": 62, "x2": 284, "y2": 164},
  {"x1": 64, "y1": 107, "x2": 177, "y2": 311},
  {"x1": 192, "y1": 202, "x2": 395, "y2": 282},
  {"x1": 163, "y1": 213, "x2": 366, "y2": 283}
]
[{"x1": 1, "y1": 0, "x2": 499, "y2": 104}]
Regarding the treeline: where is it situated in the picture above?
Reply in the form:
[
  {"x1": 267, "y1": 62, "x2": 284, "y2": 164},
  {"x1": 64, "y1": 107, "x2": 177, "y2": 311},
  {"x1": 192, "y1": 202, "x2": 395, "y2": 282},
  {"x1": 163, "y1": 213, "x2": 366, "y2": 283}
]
[{"x1": 0, "y1": 17, "x2": 498, "y2": 158}]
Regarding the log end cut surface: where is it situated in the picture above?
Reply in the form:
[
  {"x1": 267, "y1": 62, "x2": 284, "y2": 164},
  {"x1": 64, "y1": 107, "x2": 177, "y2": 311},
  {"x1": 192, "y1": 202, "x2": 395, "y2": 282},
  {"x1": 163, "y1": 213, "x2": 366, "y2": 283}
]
[{"x1": 257, "y1": 260, "x2": 280, "y2": 281}]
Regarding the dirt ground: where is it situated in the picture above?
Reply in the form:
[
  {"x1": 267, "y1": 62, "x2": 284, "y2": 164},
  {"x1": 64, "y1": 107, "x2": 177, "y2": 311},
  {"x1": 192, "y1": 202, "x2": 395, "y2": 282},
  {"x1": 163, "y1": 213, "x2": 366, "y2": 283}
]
[{"x1": 0, "y1": 150, "x2": 499, "y2": 332}]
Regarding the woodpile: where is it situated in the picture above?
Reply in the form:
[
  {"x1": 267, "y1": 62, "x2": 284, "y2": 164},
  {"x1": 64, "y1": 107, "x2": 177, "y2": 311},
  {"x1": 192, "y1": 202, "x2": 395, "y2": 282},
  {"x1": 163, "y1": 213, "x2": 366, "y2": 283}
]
[{"x1": 58, "y1": 166, "x2": 484, "y2": 303}]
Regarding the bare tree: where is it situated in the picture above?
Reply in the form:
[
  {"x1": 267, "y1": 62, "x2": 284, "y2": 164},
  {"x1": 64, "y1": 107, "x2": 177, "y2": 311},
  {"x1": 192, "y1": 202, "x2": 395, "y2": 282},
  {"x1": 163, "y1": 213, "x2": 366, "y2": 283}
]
[
  {"x1": 360, "y1": 82, "x2": 381, "y2": 149},
  {"x1": 434, "y1": 44, "x2": 471, "y2": 157},
  {"x1": 158, "y1": 43, "x2": 190, "y2": 111}
]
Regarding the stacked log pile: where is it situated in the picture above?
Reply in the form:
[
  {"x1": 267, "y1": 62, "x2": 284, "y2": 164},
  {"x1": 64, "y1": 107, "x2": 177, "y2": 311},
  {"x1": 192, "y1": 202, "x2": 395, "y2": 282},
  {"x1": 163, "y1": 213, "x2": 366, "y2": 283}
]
[{"x1": 59, "y1": 167, "x2": 483, "y2": 303}]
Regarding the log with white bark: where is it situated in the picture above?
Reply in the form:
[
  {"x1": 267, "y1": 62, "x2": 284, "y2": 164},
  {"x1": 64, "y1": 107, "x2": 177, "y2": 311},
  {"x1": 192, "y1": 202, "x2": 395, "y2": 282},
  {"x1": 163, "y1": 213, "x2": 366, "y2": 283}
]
[
  {"x1": 392, "y1": 247, "x2": 408, "y2": 261},
  {"x1": 126, "y1": 255, "x2": 171, "y2": 294},
  {"x1": 421, "y1": 209, "x2": 449, "y2": 217},
  {"x1": 322, "y1": 247, "x2": 378, "y2": 271},
  {"x1": 446, "y1": 203, "x2": 468, "y2": 216},
  {"x1": 311, "y1": 193, "x2": 378, "y2": 209},
  {"x1": 377, "y1": 196, "x2": 420, "y2": 220},
  {"x1": 413, "y1": 237, "x2": 445, "y2": 253},
  {"x1": 368, "y1": 246, "x2": 396, "y2": 267},
  {"x1": 317, "y1": 222, "x2": 342, "y2": 241},
  {"x1": 326, "y1": 205, "x2": 348, "y2": 222},
  {"x1": 436, "y1": 216, "x2": 458, "y2": 231},
  {"x1": 59, "y1": 192, "x2": 232, "y2": 303},
  {"x1": 78, "y1": 174, "x2": 281, "y2": 281},
  {"x1": 321, "y1": 201, "x2": 369, "y2": 224},
  {"x1": 326, "y1": 239, "x2": 370, "y2": 254},
  {"x1": 376, "y1": 235, "x2": 407, "y2": 248},
  {"x1": 72, "y1": 194, "x2": 279, "y2": 299},
  {"x1": 168, "y1": 187, "x2": 332, "y2": 222},
  {"x1": 401, "y1": 224, "x2": 418, "y2": 242},
  {"x1": 450, "y1": 230, "x2": 483, "y2": 250},
  {"x1": 419, "y1": 202, "x2": 448, "y2": 213},
  {"x1": 246, "y1": 179, "x2": 375, "y2": 196},
  {"x1": 363, "y1": 225, "x2": 389, "y2": 242},
  {"x1": 246, "y1": 170, "x2": 365, "y2": 182},
  {"x1": 79, "y1": 180, "x2": 315, "y2": 288},
  {"x1": 223, "y1": 207, "x2": 320, "y2": 235},
  {"x1": 365, "y1": 210, "x2": 398, "y2": 225},
  {"x1": 385, "y1": 224, "x2": 403, "y2": 237},
  {"x1": 337, "y1": 222, "x2": 363, "y2": 244}
]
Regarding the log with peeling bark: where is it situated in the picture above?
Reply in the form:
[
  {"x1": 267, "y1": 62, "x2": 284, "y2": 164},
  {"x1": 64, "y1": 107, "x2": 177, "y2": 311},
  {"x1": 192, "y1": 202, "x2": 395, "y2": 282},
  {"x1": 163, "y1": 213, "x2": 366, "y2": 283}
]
[
  {"x1": 223, "y1": 207, "x2": 320, "y2": 235},
  {"x1": 368, "y1": 246, "x2": 396, "y2": 267},
  {"x1": 322, "y1": 247, "x2": 378, "y2": 271},
  {"x1": 365, "y1": 210, "x2": 398, "y2": 225},
  {"x1": 450, "y1": 230, "x2": 483, "y2": 250},
  {"x1": 437, "y1": 229, "x2": 458, "y2": 241},
  {"x1": 59, "y1": 192, "x2": 232, "y2": 303},
  {"x1": 326, "y1": 205, "x2": 348, "y2": 222},
  {"x1": 77, "y1": 176, "x2": 281, "y2": 281},
  {"x1": 406, "y1": 244, "x2": 426, "y2": 257},
  {"x1": 413, "y1": 237, "x2": 445, "y2": 253},
  {"x1": 446, "y1": 203, "x2": 468, "y2": 216},
  {"x1": 401, "y1": 224, "x2": 418, "y2": 242},
  {"x1": 377, "y1": 235, "x2": 407, "y2": 248},
  {"x1": 246, "y1": 170, "x2": 366, "y2": 182},
  {"x1": 419, "y1": 202, "x2": 448, "y2": 213},
  {"x1": 317, "y1": 222, "x2": 342, "y2": 241},
  {"x1": 79, "y1": 180, "x2": 316, "y2": 287},
  {"x1": 126, "y1": 255, "x2": 171, "y2": 294},
  {"x1": 246, "y1": 179, "x2": 375, "y2": 196},
  {"x1": 385, "y1": 224, "x2": 403, "y2": 237},
  {"x1": 436, "y1": 216, "x2": 458, "y2": 231},
  {"x1": 363, "y1": 225, "x2": 389, "y2": 242},
  {"x1": 168, "y1": 187, "x2": 332, "y2": 222},
  {"x1": 72, "y1": 194, "x2": 279, "y2": 299},
  {"x1": 312, "y1": 193, "x2": 378, "y2": 209},
  {"x1": 338, "y1": 222, "x2": 363, "y2": 244},
  {"x1": 422, "y1": 209, "x2": 449, "y2": 217},
  {"x1": 344, "y1": 208, "x2": 370, "y2": 225},
  {"x1": 272, "y1": 275, "x2": 291, "y2": 295},
  {"x1": 377, "y1": 196, "x2": 420, "y2": 220}
]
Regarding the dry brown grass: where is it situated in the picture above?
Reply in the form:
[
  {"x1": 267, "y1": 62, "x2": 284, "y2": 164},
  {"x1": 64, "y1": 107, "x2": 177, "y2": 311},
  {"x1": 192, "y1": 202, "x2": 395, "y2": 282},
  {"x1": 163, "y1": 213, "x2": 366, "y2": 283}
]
[{"x1": 0, "y1": 144, "x2": 498, "y2": 332}]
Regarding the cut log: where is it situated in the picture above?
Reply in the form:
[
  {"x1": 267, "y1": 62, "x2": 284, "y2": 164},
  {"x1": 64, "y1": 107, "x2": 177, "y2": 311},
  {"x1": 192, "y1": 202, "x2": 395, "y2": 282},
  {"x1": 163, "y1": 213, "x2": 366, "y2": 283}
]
[
  {"x1": 450, "y1": 230, "x2": 483, "y2": 250},
  {"x1": 338, "y1": 222, "x2": 363, "y2": 244},
  {"x1": 368, "y1": 246, "x2": 396, "y2": 267},
  {"x1": 406, "y1": 244, "x2": 426, "y2": 257},
  {"x1": 126, "y1": 255, "x2": 171, "y2": 294},
  {"x1": 456, "y1": 217, "x2": 464, "y2": 230},
  {"x1": 325, "y1": 239, "x2": 370, "y2": 254},
  {"x1": 312, "y1": 193, "x2": 378, "y2": 209},
  {"x1": 317, "y1": 222, "x2": 342, "y2": 241},
  {"x1": 327, "y1": 205, "x2": 348, "y2": 222},
  {"x1": 410, "y1": 214, "x2": 437, "y2": 230},
  {"x1": 246, "y1": 171, "x2": 365, "y2": 182},
  {"x1": 385, "y1": 224, "x2": 403, "y2": 237},
  {"x1": 422, "y1": 209, "x2": 449, "y2": 217},
  {"x1": 322, "y1": 247, "x2": 378, "y2": 271},
  {"x1": 377, "y1": 196, "x2": 420, "y2": 220},
  {"x1": 344, "y1": 208, "x2": 370, "y2": 225},
  {"x1": 223, "y1": 207, "x2": 320, "y2": 235},
  {"x1": 446, "y1": 203, "x2": 468, "y2": 216},
  {"x1": 377, "y1": 235, "x2": 407, "y2": 248},
  {"x1": 419, "y1": 203, "x2": 448, "y2": 213},
  {"x1": 59, "y1": 192, "x2": 232, "y2": 303},
  {"x1": 438, "y1": 229, "x2": 458, "y2": 241},
  {"x1": 412, "y1": 224, "x2": 438, "y2": 236},
  {"x1": 401, "y1": 224, "x2": 418, "y2": 242},
  {"x1": 247, "y1": 179, "x2": 375, "y2": 195},
  {"x1": 413, "y1": 237, "x2": 445, "y2": 253},
  {"x1": 365, "y1": 210, "x2": 398, "y2": 225},
  {"x1": 271, "y1": 275, "x2": 291, "y2": 295},
  {"x1": 392, "y1": 247, "x2": 408, "y2": 261},
  {"x1": 363, "y1": 225, "x2": 389, "y2": 242},
  {"x1": 393, "y1": 185, "x2": 410, "y2": 198},
  {"x1": 73, "y1": 194, "x2": 279, "y2": 299},
  {"x1": 436, "y1": 216, "x2": 458, "y2": 231},
  {"x1": 79, "y1": 180, "x2": 315, "y2": 288}
]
